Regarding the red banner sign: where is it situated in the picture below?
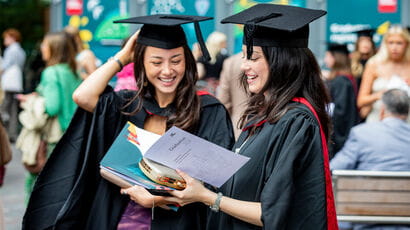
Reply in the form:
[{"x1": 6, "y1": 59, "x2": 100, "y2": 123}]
[
  {"x1": 66, "y1": 0, "x2": 83, "y2": 16},
  {"x1": 378, "y1": 0, "x2": 397, "y2": 13}
]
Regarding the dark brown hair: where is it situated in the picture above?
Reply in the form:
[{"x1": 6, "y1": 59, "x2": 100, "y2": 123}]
[
  {"x1": 124, "y1": 43, "x2": 200, "y2": 132},
  {"x1": 239, "y1": 46, "x2": 331, "y2": 139}
]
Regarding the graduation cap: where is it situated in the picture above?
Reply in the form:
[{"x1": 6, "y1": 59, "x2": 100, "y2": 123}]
[
  {"x1": 114, "y1": 14, "x2": 212, "y2": 61},
  {"x1": 221, "y1": 4, "x2": 326, "y2": 59},
  {"x1": 327, "y1": 43, "x2": 349, "y2": 55},
  {"x1": 355, "y1": 28, "x2": 375, "y2": 38}
]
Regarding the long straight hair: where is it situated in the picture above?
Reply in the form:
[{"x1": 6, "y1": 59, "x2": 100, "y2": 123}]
[
  {"x1": 239, "y1": 46, "x2": 331, "y2": 139},
  {"x1": 123, "y1": 43, "x2": 200, "y2": 132}
]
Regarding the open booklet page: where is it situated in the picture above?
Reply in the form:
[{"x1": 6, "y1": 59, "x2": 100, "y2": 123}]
[
  {"x1": 144, "y1": 126, "x2": 250, "y2": 187},
  {"x1": 100, "y1": 121, "x2": 250, "y2": 191}
]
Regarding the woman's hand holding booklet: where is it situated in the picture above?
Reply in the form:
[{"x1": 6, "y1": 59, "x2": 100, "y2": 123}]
[{"x1": 100, "y1": 121, "x2": 249, "y2": 198}]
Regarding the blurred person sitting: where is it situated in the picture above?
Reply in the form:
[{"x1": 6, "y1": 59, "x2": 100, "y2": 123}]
[
  {"x1": 0, "y1": 28, "x2": 26, "y2": 142},
  {"x1": 196, "y1": 31, "x2": 229, "y2": 94},
  {"x1": 216, "y1": 53, "x2": 248, "y2": 139},
  {"x1": 324, "y1": 43, "x2": 359, "y2": 158},
  {"x1": 350, "y1": 28, "x2": 377, "y2": 90},
  {"x1": 331, "y1": 88, "x2": 410, "y2": 170},
  {"x1": 64, "y1": 26, "x2": 98, "y2": 79},
  {"x1": 357, "y1": 25, "x2": 410, "y2": 123},
  {"x1": 331, "y1": 88, "x2": 410, "y2": 230},
  {"x1": 17, "y1": 31, "x2": 82, "y2": 202}
]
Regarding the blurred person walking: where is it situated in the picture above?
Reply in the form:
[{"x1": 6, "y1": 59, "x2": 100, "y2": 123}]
[
  {"x1": 0, "y1": 28, "x2": 26, "y2": 142},
  {"x1": 358, "y1": 25, "x2": 410, "y2": 123},
  {"x1": 324, "y1": 43, "x2": 359, "y2": 158},
  {"x1": 16, "y1": 31, "x2": 82, "y2": 202},
  {"x1": 64, "y1": 26, "x2": 98, "y2": 79}
]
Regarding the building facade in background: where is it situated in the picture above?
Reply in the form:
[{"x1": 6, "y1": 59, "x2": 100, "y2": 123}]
[{"x1": 49, "y1": 0, "x2": 410, "y2": 62}]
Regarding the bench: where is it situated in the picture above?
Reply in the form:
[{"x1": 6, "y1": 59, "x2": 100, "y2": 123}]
[{"x1": 332, "y1": 170, "x2": 410, "y2": 224}]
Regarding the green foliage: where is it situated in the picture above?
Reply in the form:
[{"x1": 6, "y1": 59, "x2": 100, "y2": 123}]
[{"x1": 0, "y1": 0, "x2": 50, "y2": 54}]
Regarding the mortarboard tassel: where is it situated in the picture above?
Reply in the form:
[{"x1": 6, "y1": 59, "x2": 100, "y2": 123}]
[
  {"x1": 245, "y1": 23, "x2": 255, "y2": 60},
  {"x1": 194, "y1": 21, "x2": 210, "y2": 62},
  {"x1": 245, "y1": 13, "x2": 281, "y2": 59}
]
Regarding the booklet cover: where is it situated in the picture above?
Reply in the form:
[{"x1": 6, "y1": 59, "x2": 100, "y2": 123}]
[
  {"x1": 100, "y1": 121, "x2": 250, "y2": 191},
  {"x1": 100, "y1": 121, "x2": 175, "y2": 192}
]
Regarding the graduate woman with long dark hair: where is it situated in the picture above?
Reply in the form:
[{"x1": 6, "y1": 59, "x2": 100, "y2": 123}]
[
  {"x1": 22, "y1": 15, "x2": 234, "y2": 230},
  {"x1": 156, "y1": 4, "x2": 339, "y2": 230}
]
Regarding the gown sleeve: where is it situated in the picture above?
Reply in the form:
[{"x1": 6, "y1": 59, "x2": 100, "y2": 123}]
[
  {"x1": 151, "y1": 95, "x2": 235, "y2": 230},
  {"x1": 22, "y1": 87, "x2": 132, "y2": 230},
  {"x1": 260, "y1": 111, "x2": 327, "y2": 229}
]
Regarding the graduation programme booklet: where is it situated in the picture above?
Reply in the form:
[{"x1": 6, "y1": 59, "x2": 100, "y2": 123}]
[{"x1": 100, "y1": 121, "x2": 249, "y2": 191}]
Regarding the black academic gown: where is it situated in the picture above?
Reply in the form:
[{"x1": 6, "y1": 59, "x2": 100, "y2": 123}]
[
  {"x1": 207, "y1": 103, "x2": 332, "y2": 230},
  {"x1": 198, "y1": 52, "x2": 229, "y2": 80},
  {"x1": 22, "y1": 88, "x2": 235, "y2": 230},
  {"x1": 327, "y1": 75, "x2": 359, "y2": 158}
]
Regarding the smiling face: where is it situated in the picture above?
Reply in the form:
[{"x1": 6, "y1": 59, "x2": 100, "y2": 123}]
[
  {"x1": 143, "y1": 46, "x2": 186, "y2": 103},
  {"x1": 240, "y1": 45, "x2": 270, "y2": 94}
]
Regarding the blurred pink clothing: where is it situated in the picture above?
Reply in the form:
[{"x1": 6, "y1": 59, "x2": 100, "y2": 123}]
[{"x1": 114, "y1": 63, "x2": 138, "y2": 91}]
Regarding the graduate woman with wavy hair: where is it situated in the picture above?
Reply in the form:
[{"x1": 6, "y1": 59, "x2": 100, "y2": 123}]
[
  {"x1": 162, "y1": 4, "x2": 339, "y2": 230},
  {"x1": 23, "y1": 15, "x2": 234, "y2": 230}
]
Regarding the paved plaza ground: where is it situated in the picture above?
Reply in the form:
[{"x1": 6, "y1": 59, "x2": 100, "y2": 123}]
[{"x1": 1, "y1": 145, "x2": 26, "y2": 230}]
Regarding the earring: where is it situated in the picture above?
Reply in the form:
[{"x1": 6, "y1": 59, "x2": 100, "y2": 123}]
[{"x1": 143, "y1": 81, "x2": 148, "y2": 87}]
